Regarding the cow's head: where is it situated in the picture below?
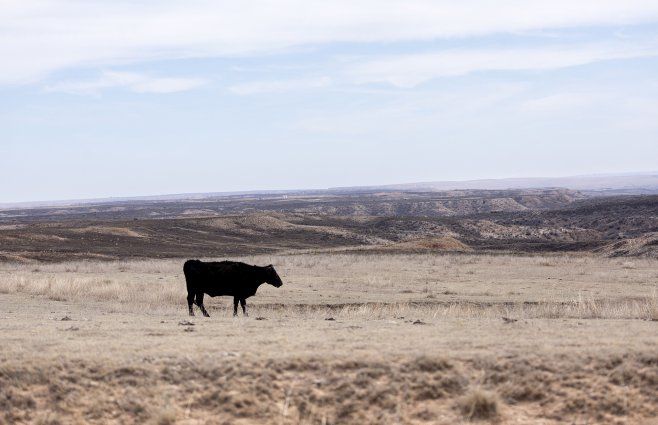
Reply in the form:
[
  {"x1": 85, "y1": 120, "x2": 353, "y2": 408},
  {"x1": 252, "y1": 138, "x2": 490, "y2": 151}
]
[{"x1": 264, "y1": 264, "x2": 283, "y2": 288}]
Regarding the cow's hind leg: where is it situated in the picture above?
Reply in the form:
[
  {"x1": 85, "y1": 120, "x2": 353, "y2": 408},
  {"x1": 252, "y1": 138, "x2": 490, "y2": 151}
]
[
  {"x1": 240, "y1": 298, "x2": 248, "y2": 317},
  {"x1": 187, "y1": 292, "x2": 195, "y2": 316},
  {"x1": 195, "y1": 292, "x2": 210, "y2": 317},
  {"x1": 233, "y1": 297, "x2": 239, "y2": 317}
]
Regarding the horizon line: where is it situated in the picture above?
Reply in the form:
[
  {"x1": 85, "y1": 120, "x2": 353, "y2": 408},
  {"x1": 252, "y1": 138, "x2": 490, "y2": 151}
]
[{"x1": 1, "y1": 169, "x2": 657, "y2": 209}]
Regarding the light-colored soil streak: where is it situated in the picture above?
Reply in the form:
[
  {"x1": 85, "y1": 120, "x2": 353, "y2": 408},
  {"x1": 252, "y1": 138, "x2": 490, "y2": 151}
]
[{"x1": 1, "y1": 254, "x2": 657, "y2": 424}]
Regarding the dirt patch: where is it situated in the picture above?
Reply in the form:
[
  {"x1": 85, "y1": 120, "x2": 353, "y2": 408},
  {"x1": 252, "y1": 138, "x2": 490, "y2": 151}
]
[
  {"x1": 0, "y1": 224, "x2": 27, "y2": 230},
  {"x1": 70, "y1": 226, "x2": 145, "y2": 238},
  {"x1": 386, "y1": 236, "x2": 473, "y2": 252},
  {"x1": 595, "y1": 232, "x2": 658, "y2": 258}
]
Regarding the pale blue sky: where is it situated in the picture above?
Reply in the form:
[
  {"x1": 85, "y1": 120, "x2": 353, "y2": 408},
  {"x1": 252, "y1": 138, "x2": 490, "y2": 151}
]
[{"x1": 2, "y1": 1, "x2": 658, "y2": 202}]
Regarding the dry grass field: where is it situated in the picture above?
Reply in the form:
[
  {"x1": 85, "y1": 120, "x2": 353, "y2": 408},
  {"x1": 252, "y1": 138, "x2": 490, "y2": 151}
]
[{"x1": 1, "y1": 253, "x2": 658, "y2": 424}]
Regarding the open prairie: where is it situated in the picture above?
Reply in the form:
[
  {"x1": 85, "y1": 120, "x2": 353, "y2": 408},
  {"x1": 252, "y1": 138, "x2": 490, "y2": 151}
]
[
  {"x1": 6, "y1": 1, "x2": 658, "y2": 423},
  {"x1": 1, "y1": 253, "x2": 657, "y2": 424}
]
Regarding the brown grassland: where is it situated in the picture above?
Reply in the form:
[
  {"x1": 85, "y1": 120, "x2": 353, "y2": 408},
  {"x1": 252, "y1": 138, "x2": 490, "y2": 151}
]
[{"x1": 1, "y1": 253, "x2": 657, "y2": 424}]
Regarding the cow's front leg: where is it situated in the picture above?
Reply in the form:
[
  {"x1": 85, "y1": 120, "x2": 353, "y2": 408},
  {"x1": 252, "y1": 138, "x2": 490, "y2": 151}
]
[
  {"x1": 195, "y1": 292, "x2": 210, "y2": 317},
  {"x1": 240, "y1": 298, "x2": 248, "y2": 317},
  {"x1": 233, "y1": 297, "x2": 239, "y2": 317}
]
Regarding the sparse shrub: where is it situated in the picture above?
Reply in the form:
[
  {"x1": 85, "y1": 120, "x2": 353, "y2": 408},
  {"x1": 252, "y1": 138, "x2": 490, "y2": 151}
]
[
  {"x1": 117, "y1": 396, "x2": 147, "y2": 418},
  {"x1": 609, "y1": 364, "x2": 635, "y2": 386},
  {"x1": 409, "y1": 356, "x2": 452, "y2": 372},
  {"x1": 415, "y1": 375, "x2": 466, "y2": 400},
  {"x1": 499, "y1": 381, "x2": 545, "y2": 403},
  {"x1": 335, "y1": 400, "x2": 359, "y2": 420},
  {"x1": 367, "y1": 387, "x2": 397, "y2": 410},
  {"x1": 356, "y1": 366, "x2": 389, "y2": 380},
  {"x1": 48, "y1": 294, "x2": 67, "y2": 302},
  {"x1": 457, "y1": 388, "x2": 499, "y2": 421},
  {"x1": 0, "y1": 388, "x2": 36, "y2": 412},
  {"x1": 334, "y1": 382, "x2": 357, "y2": 403}
]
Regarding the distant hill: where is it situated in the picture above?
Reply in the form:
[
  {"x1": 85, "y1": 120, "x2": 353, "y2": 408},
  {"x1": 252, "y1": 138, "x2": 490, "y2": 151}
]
[
  {"x1": 2, "y1": 171, "x2": 657, "y2": 209},
  {"x1": 331, "y1": 172, "x2": 658, "y2": 195},
  {"x1": 1, "y1": 194, "x2": 656, "y2": 261},
  {"x1": 0, "y1": 189, "x2": 584, "y2": 221}
]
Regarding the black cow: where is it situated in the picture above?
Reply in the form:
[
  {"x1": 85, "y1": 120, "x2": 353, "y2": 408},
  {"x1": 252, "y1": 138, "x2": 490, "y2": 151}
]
[{"x1": 183, "y1": 260, "x2": 283, "y2": 317}]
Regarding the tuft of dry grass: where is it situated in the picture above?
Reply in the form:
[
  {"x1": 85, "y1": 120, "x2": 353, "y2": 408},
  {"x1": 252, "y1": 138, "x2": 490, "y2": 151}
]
[
  {"x1": 147, "y1": 406, "x2": 178, "y2": 425},
  {"x1": 457, "y1": 388, "x2": 499, "y2": 421},
  {"x1": 650, "y1": 291, "x2": 658, "y2": 321}
]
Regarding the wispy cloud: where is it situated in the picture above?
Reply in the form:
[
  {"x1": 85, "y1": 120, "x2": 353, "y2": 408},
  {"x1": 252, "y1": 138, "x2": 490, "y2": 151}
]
[
  {"x1": 45, "y1": 71, "x2": 207, "y2": 94},
  {"x1": 2, "y1": 1, "x2": 658, "y2": 84},
  {"x1": 520, "y1": 93, "x2": 595, "y2": 113},
  {"x1": 346, "y1": 42, "x2": 658, "y2": 87},
  {"x1": 229, "y1": 77, "x2": 331, "y2": 95}
]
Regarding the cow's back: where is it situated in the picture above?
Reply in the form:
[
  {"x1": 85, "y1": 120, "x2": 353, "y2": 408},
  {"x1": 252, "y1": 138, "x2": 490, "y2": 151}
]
[{"x1": 184, "y1": 260, "x2": 255, "y2": 296}]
